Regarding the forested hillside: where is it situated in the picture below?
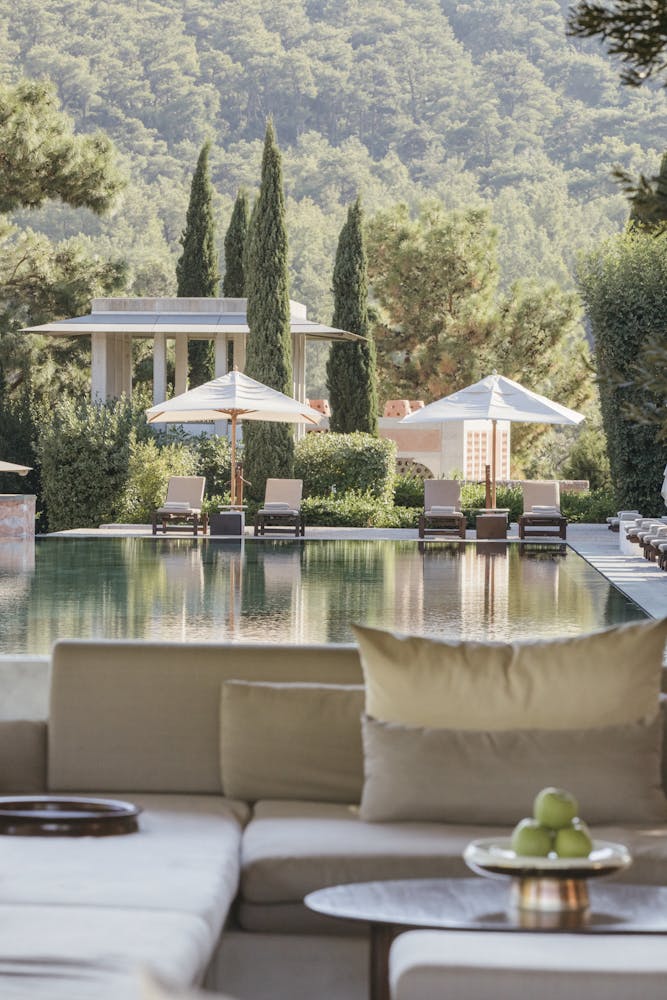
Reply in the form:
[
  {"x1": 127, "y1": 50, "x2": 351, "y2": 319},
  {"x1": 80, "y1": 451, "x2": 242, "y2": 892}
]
[{"x1": 6, "y1": 0, "x2": 667, "y2": 325}]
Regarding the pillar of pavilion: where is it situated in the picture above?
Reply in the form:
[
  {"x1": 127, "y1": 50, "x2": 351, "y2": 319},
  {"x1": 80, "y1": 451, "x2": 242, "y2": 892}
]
[{"x1": 23, "y1": 298, "x2": 360, "y2": 419}]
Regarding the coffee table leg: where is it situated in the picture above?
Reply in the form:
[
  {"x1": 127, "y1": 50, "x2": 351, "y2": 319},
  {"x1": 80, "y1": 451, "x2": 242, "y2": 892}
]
[{"x1": 369, "y1": 923, "x2": 399, "y2": 1000}]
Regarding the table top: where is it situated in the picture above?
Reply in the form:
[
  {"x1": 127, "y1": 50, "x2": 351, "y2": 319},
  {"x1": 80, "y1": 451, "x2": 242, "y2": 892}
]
[{"x1": 304, "y1": 878, "x2": 667, "y2": 934}]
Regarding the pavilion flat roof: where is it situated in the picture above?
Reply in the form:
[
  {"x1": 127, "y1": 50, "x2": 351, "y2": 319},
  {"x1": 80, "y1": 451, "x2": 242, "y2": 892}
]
[{"x1": 22, "y1": 297, "x2": 364, "y2": 341}]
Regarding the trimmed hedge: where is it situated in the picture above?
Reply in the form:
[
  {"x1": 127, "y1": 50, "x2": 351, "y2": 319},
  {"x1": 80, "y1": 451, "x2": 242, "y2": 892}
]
[
  {"x1": 302, "y1": 492, "x2": 419, "y2": 527},
  {"x1": 295, "y1": 432, "x2": 396, "y2": 501},
  {"x1": 559, "y1": 488, "x2": 616, "y2": 523}
]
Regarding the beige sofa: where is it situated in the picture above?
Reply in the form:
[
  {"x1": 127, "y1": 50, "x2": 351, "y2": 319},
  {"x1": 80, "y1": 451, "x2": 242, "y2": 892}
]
[{"x1": 3, "y1": 638, "x2": 667, "y2": 1000}]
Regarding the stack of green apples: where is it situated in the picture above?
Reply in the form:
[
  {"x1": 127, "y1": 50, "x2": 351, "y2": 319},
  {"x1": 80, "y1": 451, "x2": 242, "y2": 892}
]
[{"x1": 510, "y1": 787, "x2": 594, "y2": 858}]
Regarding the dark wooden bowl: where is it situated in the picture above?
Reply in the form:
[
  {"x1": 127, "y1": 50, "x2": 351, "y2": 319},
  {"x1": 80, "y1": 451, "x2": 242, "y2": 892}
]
[{"x1": 0, "y1": 796, "x2": 141, "y2": 836}]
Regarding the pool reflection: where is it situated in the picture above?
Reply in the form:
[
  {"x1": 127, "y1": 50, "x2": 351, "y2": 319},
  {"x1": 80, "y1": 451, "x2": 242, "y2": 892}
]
[{"x1": 0, "y1": 537, "x2": 647, "y2": 654}]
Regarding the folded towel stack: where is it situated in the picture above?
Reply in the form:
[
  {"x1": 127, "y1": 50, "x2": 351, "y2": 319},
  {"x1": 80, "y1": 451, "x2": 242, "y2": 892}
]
[
  {"x1": 529, "y1": 505, "x2": 561, "y2": 514},
  {"x1": 264, "y1": 502, "x2": 291, "y2": 509},
  {"x1": 428, "y1": 505, "x2": 456, "y2": 514},
  {"x1": 163, "y1": 501, "x2": 192, "y2": 510}
]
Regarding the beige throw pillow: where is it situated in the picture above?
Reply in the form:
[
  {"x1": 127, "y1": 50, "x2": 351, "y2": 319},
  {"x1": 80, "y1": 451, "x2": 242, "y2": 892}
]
[
  {"x1": 220, "y1": 680, "x2": 364, "y2": 803},
  {"x1": 360, "y1": 713, "x2": 667, "y2": 824},
  {"x1": 353, "y1": 619, "x2": 667, "y2": 730}
]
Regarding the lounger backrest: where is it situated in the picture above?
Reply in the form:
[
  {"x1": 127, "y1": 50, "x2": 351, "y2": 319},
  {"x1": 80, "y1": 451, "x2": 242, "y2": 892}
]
[
  {"x1": 424, "y1": 479, "x2": 461, "y2": 511},
  {"x1": 165, "y1": 476, "x2": 206, "y2": 508},
  {"x1": 264, "y1": 478, "x2": 303, "y2": 509},
  {"x1": 522, "y1": 480, "x2": 560, "y2": 513}
]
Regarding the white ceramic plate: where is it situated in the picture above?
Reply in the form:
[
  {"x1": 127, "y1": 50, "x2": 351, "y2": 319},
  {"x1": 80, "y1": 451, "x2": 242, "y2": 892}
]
[{"x1": 464, "y1": 837, "x2": 632, "y2": 877}]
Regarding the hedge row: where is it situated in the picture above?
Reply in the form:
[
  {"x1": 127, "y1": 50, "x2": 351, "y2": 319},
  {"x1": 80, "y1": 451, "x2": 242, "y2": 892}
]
[{"x1": 295, "y1": 432, "x2": 396, "y2": 502}]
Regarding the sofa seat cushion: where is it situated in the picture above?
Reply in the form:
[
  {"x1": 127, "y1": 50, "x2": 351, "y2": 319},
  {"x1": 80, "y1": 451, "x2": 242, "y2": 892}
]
[
  {"x1": 0, "y1": 794, "x2": 248, "y2": 941},
  {"x1": 390, "y1": 929, "x2": 667, "y2": 1000},
  {"x1": 239, "y1": 802, "x2": 667, "y2": 934},
  {"x1": 0, "y1": 904, "x2": 212, "y2": 1000},
  {"x1": 241, "y1": 800, "x2": 509, "y2": 907}
]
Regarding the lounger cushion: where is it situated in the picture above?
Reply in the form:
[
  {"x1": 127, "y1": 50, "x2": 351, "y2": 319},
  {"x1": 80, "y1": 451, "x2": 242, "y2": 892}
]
[
  {"x1": 353, "y1": 620, "x2": 667, "y2": 730},
  {"x1": 359, "y1": 713, "x2": 667, "y2": 824},
  {"x1": 220, "y1": 681, "x2": 364, "y2": 803},
  {"x1": 257, "y1": 508, "x2": 299, "y2": 516}
]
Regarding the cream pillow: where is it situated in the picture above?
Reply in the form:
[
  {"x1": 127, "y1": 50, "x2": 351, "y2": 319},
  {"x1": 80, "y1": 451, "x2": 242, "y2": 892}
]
[
  {"x1": 352, "y1": 619, "x2": 667, "y2": 730},
  {"x1": 359, "y1": 713, "x2": 667, "y2": 824},
  {"x1": 220, "y1": 680, "x2": 364, "y2": 803}
]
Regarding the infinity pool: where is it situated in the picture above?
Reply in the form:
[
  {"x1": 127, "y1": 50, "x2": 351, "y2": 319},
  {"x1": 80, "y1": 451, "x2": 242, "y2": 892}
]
[{"x1": 0, "y1": 537, "x2": 646, "y2": 654}]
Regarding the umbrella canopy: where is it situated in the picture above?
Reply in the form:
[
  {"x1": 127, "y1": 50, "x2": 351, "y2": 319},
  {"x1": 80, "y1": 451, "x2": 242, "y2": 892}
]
[
  {"x1": 401, "y1": 372, "x2": 585, "y2": 507},
  {"x1": 145, "y1": 370, "x2": 323, "y2": 504},
  {"x1": 0, "y1": 460, "x2": 31, "y2": 476}
]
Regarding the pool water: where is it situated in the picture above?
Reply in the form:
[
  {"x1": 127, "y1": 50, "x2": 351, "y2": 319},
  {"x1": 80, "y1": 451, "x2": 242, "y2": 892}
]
[{"x1": 0, "y1": 537, "x2": 646, "y2": 655}]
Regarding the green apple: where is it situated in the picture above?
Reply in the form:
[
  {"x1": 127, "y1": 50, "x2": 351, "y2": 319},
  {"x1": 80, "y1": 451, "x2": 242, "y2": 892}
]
[
  {"x1": 554, "y1": 820, "x2": 593, "y2": 859},
  {"x1": 533, "y1": 787, "x2": 579, "y2": 830},
  {"x1": 510, "y1": 818, "x2": 554, "y2": 857}
]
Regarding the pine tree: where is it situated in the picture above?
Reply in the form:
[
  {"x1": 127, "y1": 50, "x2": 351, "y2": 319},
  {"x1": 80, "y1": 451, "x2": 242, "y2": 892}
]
[
  {"x1": 176, "y1": 141, "x2": 219, "y2": 385},
  {"x1": 326, "y1": 197, "x2": 378, "y2": 434},
  {"x1": 223, "y1": 189, "x2": 249, "y2": 296},
  {"x1": 243, "y1": 121, "x2": 294, "y2": 498},
  {"x1": 622, "y1": 151, "x2": 667, "y2": 231}
]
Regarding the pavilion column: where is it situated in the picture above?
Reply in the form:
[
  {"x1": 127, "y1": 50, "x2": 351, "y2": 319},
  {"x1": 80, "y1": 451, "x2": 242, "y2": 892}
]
[
  {"x1": 232, "y1": 334, "x2": 246, "y2": 372},
  {"x1": 153, "y1": 333, "x2": 167, "y2": 404},
  {"x1": 91, "y1": 332, "x2": 109, "y2": 403},
  {"x1": 292, "y1": 333, "x2": 307, "y2": 441},
  {"x1": 214, "y1": 334, "x2": 229, "y2": 377},
  {"x1": 117, "y1": 333, "x2": 132, "y2": 398},
  {"x1": 174, "y1": 336, "x2": 188, "y2": 395}
]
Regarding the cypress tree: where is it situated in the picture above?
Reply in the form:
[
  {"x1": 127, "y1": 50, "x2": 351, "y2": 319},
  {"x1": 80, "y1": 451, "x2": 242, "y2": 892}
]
[
  {"x1": 176, "y1": 141, "x2": 219, "y2": 385},
  {"x1": 243, "y1": 121, "x2": 294, "y2": 498},
  {"x1": 326, "y1": 197, "x2": 378, "y2": 434},
  {"x1": 223, "y1": 189, "x2": 249, "y2": 296}
]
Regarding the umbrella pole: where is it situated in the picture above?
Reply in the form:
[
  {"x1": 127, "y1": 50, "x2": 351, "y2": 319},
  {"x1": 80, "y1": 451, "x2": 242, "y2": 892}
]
[
  {"x1": 491, "y1": 419, "x2": 497, "y2": 509},
  {"x1": 230, "y1": 413, "x2": 237, "y2": 506}
]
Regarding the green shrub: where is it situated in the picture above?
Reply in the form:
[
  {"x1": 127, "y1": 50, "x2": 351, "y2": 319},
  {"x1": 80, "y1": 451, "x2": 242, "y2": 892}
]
[
  {"x1": 36, "y1": 396, "x2": 141, "y2": 532},
  {"x1": 118, "y1": 438, "x2": 197, "y2": 523},
  {"x1": 295, "y1": 432, "x2": 396, "y2": 501},
  {"x1": 191, "y1": 433, "x2": 232, "y2": 496},
  {"x1": 560, "y1": 488, "x2": 617, "y2": 523},
  {"x1": 393, "y1": 473, "x2": 425, "y2": 508},
  {"x1": 460, "y1": 483, "x2": 524, "y2": 525},
  {"x1": 302, "y1": 492, "x2": 419, "y2": 527}
]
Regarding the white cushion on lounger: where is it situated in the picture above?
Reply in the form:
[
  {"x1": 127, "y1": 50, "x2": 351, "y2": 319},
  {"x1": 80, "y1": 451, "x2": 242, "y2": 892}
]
[{"x1": 427, "y1": 506, "x2": 456, "y2": 514}]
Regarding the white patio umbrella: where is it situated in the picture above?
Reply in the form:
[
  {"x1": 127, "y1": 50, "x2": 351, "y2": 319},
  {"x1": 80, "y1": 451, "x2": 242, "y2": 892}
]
[
  {"x1": 0, "y1": 460, "x2": 31, "y2": 475},
  {"x1": 145, "y1": 369, "x2": 323, "y2": 504},
  {"x1": 400, "y1": 372, "x2": 585, "y2": 507}
]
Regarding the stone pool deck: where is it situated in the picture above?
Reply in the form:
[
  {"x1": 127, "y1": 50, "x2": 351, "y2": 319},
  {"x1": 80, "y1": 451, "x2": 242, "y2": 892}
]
[{"x1": 54, "y1": 521, "x2": 667, "y2": 619}]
